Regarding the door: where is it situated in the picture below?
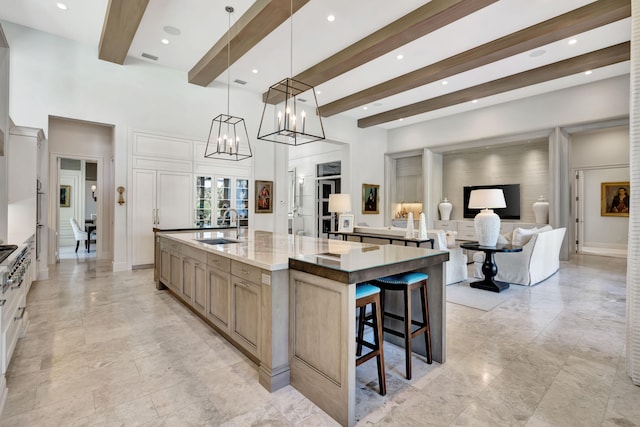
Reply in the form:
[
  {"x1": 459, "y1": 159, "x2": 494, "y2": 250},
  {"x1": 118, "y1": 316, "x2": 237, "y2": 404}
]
[
  {"x1": 157, "y1": 172, "x2": 192, "y2": 229},
  {"x1": 317, "y1": 180, "x2": 335, "y2": 237}
]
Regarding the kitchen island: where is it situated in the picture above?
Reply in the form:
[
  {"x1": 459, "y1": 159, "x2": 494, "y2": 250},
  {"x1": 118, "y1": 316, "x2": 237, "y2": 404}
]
[{"x1": 155, "y1": 229, "x2": 448, "y2": 427}]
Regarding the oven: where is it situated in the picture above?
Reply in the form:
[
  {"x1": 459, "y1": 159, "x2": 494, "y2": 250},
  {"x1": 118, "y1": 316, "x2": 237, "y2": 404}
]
[{"x1": 0, "y1": 244, "x2": 30, "y2": 375}]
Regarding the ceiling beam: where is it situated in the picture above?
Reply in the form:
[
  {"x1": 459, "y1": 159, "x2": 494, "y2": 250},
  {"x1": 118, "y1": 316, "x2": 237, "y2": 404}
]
[
  {"x1": 189, "y1": 0, "x2": 310, "y2": 87},
  {"x1": 322, "y1": 0, "x2": 630, "y2": 117},
  {"x1": 357, "y1": 42, "x2": 630, "y2": 128},
  {"x1": 98, "y1": 0, "x2": 149, "y2": 64},
  {"x1": 262, "y1": 0, "x2": 498, "y2": 103}
]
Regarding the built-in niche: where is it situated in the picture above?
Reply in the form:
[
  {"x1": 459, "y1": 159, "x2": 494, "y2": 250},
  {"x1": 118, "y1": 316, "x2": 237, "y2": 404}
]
[{"x1": 392, "y1": 155, "x2": 423, "y2": 221}]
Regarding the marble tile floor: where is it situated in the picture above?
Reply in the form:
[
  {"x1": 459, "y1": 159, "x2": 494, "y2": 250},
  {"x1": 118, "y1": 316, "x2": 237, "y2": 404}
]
[{"x1": 1, "y1": 254, "x2": 639, "y2": 426}]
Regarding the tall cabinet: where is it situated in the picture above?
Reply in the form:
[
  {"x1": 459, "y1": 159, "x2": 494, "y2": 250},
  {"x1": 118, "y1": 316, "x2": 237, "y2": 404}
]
[{"x1": 131, "y1": 131, "x2": 252, "y2": 267}]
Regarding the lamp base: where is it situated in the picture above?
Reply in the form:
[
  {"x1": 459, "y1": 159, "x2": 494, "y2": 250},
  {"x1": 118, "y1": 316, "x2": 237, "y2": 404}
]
[{"x1": 474, "y1": 209, "x2": 500, "y2": 246}]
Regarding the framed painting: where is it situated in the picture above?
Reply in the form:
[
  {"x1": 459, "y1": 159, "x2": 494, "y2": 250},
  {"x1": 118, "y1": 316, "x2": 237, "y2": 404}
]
[
  {"x1": 362, "y1": 183, "x2": 379, "y2": 214},
  {"x1": 601, "y1": 181, "x2": 629, "y2": 217},
  {"x1": 60, "y1": 185, "x2": 71, "y2": 207},
  {"x1": 338, "y1": 214, "x2": 354, "y2": 233},
  {"x1": 255, "y1": 180, "x2": 273, "y2": 213}
]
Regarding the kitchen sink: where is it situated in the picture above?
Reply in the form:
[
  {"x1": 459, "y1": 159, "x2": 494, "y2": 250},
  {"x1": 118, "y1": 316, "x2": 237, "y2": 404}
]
[{"x1": 197, "y1": 238, "x2": 240, "y2": 245}]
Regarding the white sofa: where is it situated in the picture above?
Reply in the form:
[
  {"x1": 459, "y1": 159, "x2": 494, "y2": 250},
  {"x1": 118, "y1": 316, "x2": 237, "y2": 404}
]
[
  {"x1": 351, "y1": 226, "x2": 468, "y2": 285},
  {"x1": 472, "y1": 227, "x2": 566, "y2": 286}
]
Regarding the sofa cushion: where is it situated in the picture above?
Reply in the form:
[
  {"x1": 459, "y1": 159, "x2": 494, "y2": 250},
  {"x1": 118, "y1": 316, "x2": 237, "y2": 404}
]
[{"x1": 497, "y1": 233, "x2": 510, "y2": 245}]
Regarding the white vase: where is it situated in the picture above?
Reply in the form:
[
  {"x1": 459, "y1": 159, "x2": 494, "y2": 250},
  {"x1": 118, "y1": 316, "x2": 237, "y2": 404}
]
[
  {"x1": 532, "y1": 195, "x2": 549, "y2": 224},
  {"x1": 438, "y1": 198, "x2": 453, "y2": 220}
]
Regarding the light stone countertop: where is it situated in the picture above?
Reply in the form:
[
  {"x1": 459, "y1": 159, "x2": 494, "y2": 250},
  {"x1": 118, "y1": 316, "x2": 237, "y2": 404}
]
[
  {"x1": 159, "y1": 229, "x2": 374, "y2": 271},
  {"x1": 159, "y1": 229, "x2": 447, "y2": 273}
]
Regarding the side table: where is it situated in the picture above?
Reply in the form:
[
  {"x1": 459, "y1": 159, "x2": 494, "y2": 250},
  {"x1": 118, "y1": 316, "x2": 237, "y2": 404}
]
[{"x1": 459, "y1": 242, "x2": 522, "y2": 292}]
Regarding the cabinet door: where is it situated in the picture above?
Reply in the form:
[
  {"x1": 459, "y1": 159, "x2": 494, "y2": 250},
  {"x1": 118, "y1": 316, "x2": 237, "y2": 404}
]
[
  {"x1": 231, "y1": 278, "x2": 261, "y2": 356},
  {"x1": 192, "y1": 262, "x2": 206, "y2": 314},
  {"x1": 159, "y1": 246, "x2": 171, "y2": 285},
  {"x1": 132, "y1": 169, "x2": 157, "y2": 266},
  {"x1": 182, "y1": 257, "x2": 194, "y2": 301},
  {"x1": 157, "y1": 172, "x2": 192, "y2": 229},
  {"x1": 207, "y1": 266, "x2": 231, "y2": 331},
  {"x1": 195, "y1": 176, "x2": 213, "y2": 227},
  {"x1": 169, "y1": 251, "x2": 182, "y2": 293}
]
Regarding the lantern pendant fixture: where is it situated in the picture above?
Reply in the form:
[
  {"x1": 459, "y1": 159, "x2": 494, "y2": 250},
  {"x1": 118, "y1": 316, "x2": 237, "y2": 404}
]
[
  {"x1": 205, "y1": 6, "x2": 252, "y2": 161},
  {"x1": 257, "y1": 1, "x2": 325, "y2": 146}
]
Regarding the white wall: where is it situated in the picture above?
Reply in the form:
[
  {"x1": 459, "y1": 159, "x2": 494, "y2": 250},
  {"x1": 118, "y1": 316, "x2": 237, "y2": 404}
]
[
  {"x1": 350, "y1": 127, "x2": 387, "y2": 227},
  {"x1": 442, "y1": 141, "x2": 549, "y2": 223},
  {"x1": 388, "y1": 75, "x2": 630, "y2": 151},
  {"x1": 571, "y1": 126, "x2": 630, "y2": 255}
]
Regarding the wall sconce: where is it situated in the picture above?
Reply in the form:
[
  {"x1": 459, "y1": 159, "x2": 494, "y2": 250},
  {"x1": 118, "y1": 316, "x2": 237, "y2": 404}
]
[
  {"x1": 117, "y1": 186, "x2": 125, "y2": 205},
  {"x1": 90, "y1": 184, "x2": 97, "y2": 202}
]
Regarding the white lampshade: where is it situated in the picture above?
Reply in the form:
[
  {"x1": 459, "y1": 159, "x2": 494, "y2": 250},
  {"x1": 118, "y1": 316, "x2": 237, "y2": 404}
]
[
  {"x1": 468, "y1": 189, "x2": 506, "y2": 247},
  {"x1": 328, "y1": 193, "x2": 352, "y2": 213},
  {"x1": 468, "y1": 189, "x2": 506, "y2": 209}
]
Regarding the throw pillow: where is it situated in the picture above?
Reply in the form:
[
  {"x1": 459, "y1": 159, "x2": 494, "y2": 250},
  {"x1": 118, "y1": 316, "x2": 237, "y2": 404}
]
[
  {"x1": 497, "y1": 233, "x2": 510, "y2": 245},
  {"x1": 512, "y1": 227, "x2": 538, "y2": 246},
  {"x1": 537, "y1": 224, "x2": 553, "y2": 233}
]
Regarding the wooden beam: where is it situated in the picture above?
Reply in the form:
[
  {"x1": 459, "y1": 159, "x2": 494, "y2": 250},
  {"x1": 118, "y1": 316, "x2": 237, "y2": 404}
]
[
  {"x1": 189, "y1": 0, "x2": 310, "y2": 87},
  {"x1": 263, "y1": 0, "x2": 497, "y2": 103},
  {"x1": 98, "y1": 0, "x2": 149, "y2": 64},
  {"x1": 357, "y1": 42, "x2": 630, "y2": 128},
  {"x1": 322, "y1": 0, "x2": 630, "y2": 117}
]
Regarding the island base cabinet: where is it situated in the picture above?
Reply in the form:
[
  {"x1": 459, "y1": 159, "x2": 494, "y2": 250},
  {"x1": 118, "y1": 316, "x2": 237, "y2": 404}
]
[{"x1": 289, "y1": 270, "x2": 356, "y2": 427}]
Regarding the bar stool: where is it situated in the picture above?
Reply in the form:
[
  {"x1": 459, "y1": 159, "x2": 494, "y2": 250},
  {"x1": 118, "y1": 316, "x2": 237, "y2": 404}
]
[
  {"x1": 374, "y1": 272, "x2": 431, "y2": 380},
  {"x1": 355, "y1": 283, "x2": 386, "y2": 395}
]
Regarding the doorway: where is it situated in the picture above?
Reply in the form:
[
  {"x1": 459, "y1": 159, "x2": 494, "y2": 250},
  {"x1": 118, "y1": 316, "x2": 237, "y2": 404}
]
[{"x1": 316, "y1": 161, "x2": 342, "y2": 238}]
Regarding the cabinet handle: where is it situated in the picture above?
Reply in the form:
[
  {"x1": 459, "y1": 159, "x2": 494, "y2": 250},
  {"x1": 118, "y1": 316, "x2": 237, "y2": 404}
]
[
  {"x1": 14, "y1": 306, "x2": 26, "y2": 321},
  {"x1": 237, "y1": 281, "x2": 250, "y2": 288},
  {"x1": 0, "y1": 299, "x2": 5, "y2": 306},
  {"x1": 156, "y1": 209, "x2": 160, "y2": 225},
  {"x1": 11, "y1": 279, "x2": 23, "y2": 290},
  {"x1": 239, "y1": 268, "x2": 249, "y2": 275}
]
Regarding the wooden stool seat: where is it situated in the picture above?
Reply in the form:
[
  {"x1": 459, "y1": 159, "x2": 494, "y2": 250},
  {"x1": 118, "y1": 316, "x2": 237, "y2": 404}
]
[
  {"x1": 374, "y1": 272, "x2": 432, "y2": 380},
  {"x1": 355, "y1": 283, "x2": 386, "y2": 395}
]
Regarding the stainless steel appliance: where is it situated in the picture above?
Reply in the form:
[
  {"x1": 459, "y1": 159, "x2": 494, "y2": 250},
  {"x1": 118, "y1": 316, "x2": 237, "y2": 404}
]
[{"x1": 1, "y1": 244, "x2": 30, "y2": 294}]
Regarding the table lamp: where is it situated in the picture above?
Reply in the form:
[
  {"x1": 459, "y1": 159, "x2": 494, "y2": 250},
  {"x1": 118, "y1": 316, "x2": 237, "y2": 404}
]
[
  {"x1": 468, "y1": 189, "x2": 506, "y2": 246},
  {"x1": 328, "y1": 193, "x2": 352, "y2": 231}
]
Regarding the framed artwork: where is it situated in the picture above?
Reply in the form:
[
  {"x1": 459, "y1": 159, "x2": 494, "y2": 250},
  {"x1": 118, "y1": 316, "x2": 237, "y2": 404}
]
[
  {"x1": 601, "y1": 181, "x2": 629, "y2": 217},
  {"x1": 338, "y1": 214, "x2": 354, "y2": 233},
  {"x1": 362, "y1": 183, "x2": 379, "y2": 214},
  {"x1": 255, "y1": 180, "x2": 273, "y2": 213},
  {"x1": 60, "y1": 185, "x2": 71, "y2": 207}
]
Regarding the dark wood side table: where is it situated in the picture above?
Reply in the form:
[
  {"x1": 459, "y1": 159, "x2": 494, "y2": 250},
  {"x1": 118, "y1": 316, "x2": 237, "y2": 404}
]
[{"x1": 459, "y1": 242, "x2": 522, "y2": 293}]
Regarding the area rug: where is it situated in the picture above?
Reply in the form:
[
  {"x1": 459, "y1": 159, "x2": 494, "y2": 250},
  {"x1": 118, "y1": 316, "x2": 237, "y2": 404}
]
[{"x1": 446, "y1": 281, "x2": 525, "y2": 311}]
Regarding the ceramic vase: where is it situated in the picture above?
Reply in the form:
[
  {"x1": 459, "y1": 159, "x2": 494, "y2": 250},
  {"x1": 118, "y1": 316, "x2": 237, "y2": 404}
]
[
  {"x1": 532, "y1": 195, "x2": 549, "y2": 224},
  {"x1": 438, "y1": 198, "x2": 452, "y2": 220}
]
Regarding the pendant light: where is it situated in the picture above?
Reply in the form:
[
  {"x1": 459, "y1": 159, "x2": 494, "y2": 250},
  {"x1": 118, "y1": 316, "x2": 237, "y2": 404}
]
[
  {"x1": 257, "y1": 1, "x2": 325, "y2": 146},
  {"x1": 205, "y1": 6, "x2": 252, "y2": 161}
]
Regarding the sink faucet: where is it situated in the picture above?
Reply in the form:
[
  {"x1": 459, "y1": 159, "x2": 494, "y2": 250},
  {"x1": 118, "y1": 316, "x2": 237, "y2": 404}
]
[{"x1": 224, "y1": 208, "x2": 241, "y2": 238}]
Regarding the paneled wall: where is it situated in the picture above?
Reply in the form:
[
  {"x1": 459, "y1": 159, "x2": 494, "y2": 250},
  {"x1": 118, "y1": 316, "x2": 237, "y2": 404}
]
[{"x1": 442, "y1": 140, "x2": 549, "y2": 223}]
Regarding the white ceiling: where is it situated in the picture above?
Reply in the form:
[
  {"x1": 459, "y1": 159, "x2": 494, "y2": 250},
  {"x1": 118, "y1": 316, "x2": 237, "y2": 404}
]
[{"x1": 0, "y1": 0, "x2": 631, "y2": 130}]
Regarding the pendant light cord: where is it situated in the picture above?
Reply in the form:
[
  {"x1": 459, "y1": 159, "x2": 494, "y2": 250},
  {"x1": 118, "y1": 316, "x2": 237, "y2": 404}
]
[
  {"x1": 290, "y1": 0, "x2": 293, "y2": 77},
  {"x1": 226, "y1": 7, "x2": 231, "y2": 117}
]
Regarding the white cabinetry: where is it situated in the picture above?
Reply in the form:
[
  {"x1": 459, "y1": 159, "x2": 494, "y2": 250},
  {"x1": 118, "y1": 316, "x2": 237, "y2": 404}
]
[
  {"x1": 195, "y1": 176, "x2": 249, "y2": 227},
  {"x1": 433, "y1": 220, "x2": 545, "y2": 241},
  {"x1": 132, "y1": 169, "x2": 192, "y2": 266}
]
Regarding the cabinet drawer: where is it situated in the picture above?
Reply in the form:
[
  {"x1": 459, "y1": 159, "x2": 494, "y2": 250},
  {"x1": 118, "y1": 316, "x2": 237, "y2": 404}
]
[
  {"x1": 231, "y1": 261, "x2": 263, "y2": 284},
  {"x1": 182, "y1": 245, "x2": 206, "y2": 263},
  {"x1": 457, "y1": 221, "x2": 475, "y2": 231},
  {"x1": 457, "y1": 229, "x2": 476, "y2": 240},
  {"x1": 208, "y1": 253, "x2": 231, "y2": 273},
  {"x1": 434, "y1": 220, "x2": 456, "y2": 231}
]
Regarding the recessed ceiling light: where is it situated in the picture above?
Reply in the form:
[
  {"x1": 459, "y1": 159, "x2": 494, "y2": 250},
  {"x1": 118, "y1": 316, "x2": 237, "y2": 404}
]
[
  {"x1": 399, "y1": 118, "x2": 404, "y2": 121},
  {"x1": 569, "y1": 39, "x2": 577, "y2": 45},
  {"x1": 397, "y1": 54, "x2": 403, "y2": 60},
  {"x1": 161, "y1": 38, "x2": 169, "y2": 45},
  {"x1": 252, "y1": 69, "x2": 258, "y2": 74},
  {"x1": 163, "y1": 26, "x2": 181, "y2": 36},
  {"x1": 316, "y1": 90, "x2": 322, "y2": 95},
  {"x1": 327, "y1": 15, "x2": 335, "y2": 22},
  {"x1": 363, "y1": 106, "x2": 368, "y2": 110},
  {"x1": 584, "y1": 70, "x2": 592, "y2": 75},
  {"x1": 56, "y1": 2, "x2": 68, "y2": 10},
  {"x1": 472, "y1": 99, "x2": 478, "y2": 103},
  {"x1": 442, "y1": 80, "x2": 448, "y2": 85},
  {"x1": 529, "y1": 49, "x2": 546, "y2": 58}
]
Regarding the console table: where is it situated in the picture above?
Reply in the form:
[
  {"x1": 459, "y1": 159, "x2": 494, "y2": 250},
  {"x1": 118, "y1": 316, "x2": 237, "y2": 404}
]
[
  {"x1": 329, "y1": 231, "x2": 434, "y2": 249},
  {"x1": 459, "y1": 242, "x2": 522, "y2": 292}
]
